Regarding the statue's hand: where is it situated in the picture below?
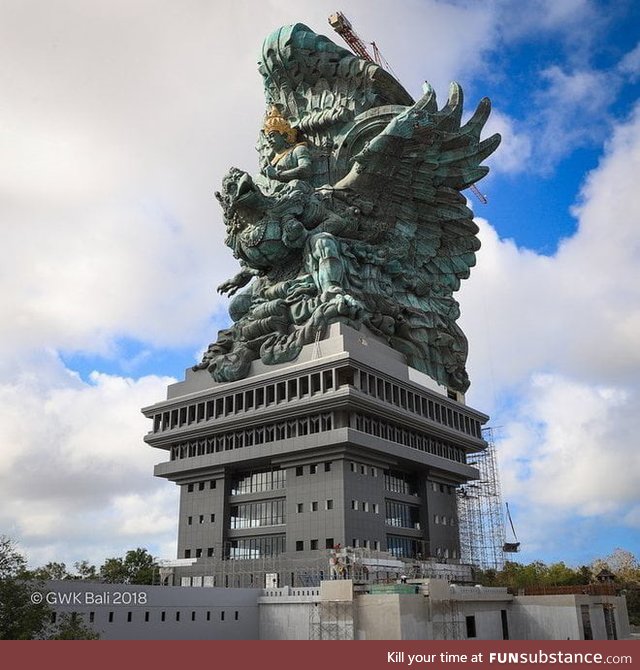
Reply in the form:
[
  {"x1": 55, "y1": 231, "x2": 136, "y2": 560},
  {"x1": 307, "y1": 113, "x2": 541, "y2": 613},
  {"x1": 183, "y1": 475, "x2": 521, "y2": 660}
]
[
  {"x1": 264, "y1": 165, "x2": 279, "y2": 180},
  {"x1": 217, "y1": 270, "x2": 253, "y2": 296},
  {"x1": 217, "y1": 279, "x2": 240, "y2": 296}
]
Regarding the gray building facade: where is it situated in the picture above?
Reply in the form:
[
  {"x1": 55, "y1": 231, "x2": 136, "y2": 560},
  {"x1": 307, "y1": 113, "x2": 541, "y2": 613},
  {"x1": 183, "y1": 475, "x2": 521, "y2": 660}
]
[{"x1": 142, "y1": 323, "x2": 488, "y2": 586}]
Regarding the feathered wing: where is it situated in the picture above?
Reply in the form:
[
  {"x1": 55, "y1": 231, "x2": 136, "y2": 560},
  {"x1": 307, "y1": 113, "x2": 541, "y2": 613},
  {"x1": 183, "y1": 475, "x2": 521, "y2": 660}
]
[
  {"x1": 334, "y1": 83, "x2": 501, "y2": 391},
  {"x1": 257, "y1": 23, "x2": 414, "y2": 186}
]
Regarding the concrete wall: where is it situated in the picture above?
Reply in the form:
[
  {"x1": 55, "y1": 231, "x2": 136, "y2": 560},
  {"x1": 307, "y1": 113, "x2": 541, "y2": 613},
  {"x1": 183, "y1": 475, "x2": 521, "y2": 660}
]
[
  {"x1": 259, "y1": 602, "x2": 315, "y2": 639},
  {"x1": 510, "y1": 595, "x2": 630, "y2": 640},
  {"x1": 355, "y1": 589, "x2": 441, "y2": 640},
  {"x1": 45, "y1": 581, "x2": 259, "y2": 640},
  {"x1": 258, "y1": 586, "x2": 320, "y2": 639}
]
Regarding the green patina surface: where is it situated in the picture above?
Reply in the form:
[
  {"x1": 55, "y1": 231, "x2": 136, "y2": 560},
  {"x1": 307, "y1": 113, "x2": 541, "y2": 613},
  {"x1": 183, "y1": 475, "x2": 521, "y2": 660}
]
[{"x1": 196, "y1": 23, "x2": 500, "y2": 393}]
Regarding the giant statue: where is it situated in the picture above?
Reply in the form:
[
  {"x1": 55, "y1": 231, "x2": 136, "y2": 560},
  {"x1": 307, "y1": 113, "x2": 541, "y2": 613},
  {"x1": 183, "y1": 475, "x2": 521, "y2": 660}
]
[{"x1": 195, "y1": 23, "x2": 500, "y2": 393}]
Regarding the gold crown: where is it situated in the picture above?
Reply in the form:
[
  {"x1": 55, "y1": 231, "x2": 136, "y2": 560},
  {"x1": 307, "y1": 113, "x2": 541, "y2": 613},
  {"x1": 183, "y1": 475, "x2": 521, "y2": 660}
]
[{"x1": 262, "y1": 106, "x2": 297, "y2": 145}]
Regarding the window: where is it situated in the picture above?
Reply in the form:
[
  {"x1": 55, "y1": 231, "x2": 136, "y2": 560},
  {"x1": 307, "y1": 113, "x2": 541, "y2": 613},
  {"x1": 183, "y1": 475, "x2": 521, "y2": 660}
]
[
  {"x1": 310, "y1": 539, "x2": 318, "y2": 550},
  {"x1": 192, "y1": 611, "x2": 196, "y2": 622},
  {"x1": 384, "y1": 470, "x2": 417, "y2": 495},
  {"x1": 144, "y1": 611, "x2": 149, "y2": 622},
  {"x1": 175, "y1": 611, "x2": 180, "y2": 622},
  {"x1": 501, "y1": 609, "x2": 510, "y2": 640},
  {"x1": 161, "y1": 611, "x2": 166, "y2": 622},
  {"x1": 434, "y1": 515, "x2": 439, "y2": 524},
  {"x1": 371, "y1": 467, "x2": 377, "y2": 477},
  {"x1": 230, "y1": 468, "x2": 286, "y2": 495},
  {"x1": 363, "y1": 502, "x2": 369, "y2": 512},
  {"x1": 207, "y1": 548, "x2": 214, "y2": 557},
  {"x1": 350, "y1": 462, "x2": 356, "y2": 472},
  {"x1": 210, "y1": 514, "x2": 215, "y2": 522},
  {"x1": 127, "y1": 612, "x2": 132, "y2": 622},
  {"x1": 89, "y1": 612, "x2": 95, "y2": 623},
  {"x1": 195, "y1": 548, "x2": 202, "y2": 558},
  {"x1": 108, "y1": 612, "x2": 114, "y2": 623},
  {"x1": 351, "y1": 500, "x2": 358, "y2": 510},
  {"x1": 386, "y1": 501, "x2": 420, "y2": 529},
  {"x1": 581, "y1": 605, "x2": 593, "y2": 640},
  {"x1": 466, "y1": 615, "x2": 477, "y2": 638},
  {"x1": 310, "y1": 464, "x2": 317, "y2": 475},
  {"x1": 374, "y1": 541, "x2": 380, "y2": 551},
  {"x1": 311, "y1": 501, "x2": 318, "y2": 512},
  {"x1": 210, "y1": 480, "x2": 216, "y2": 489},
  {"x1": 187, "y1": 484, "x2": 194, "y2": 493},
  {"x1": 228, "y1": 535, "x2": 285, "y2": 559},
  {"x1": 372, "y1": 503, "x2": 379, "y2": 514},
  {"x1": 235, "y1": 611, "x2": 239, "y2": 621},
  {"x1": 326, "y1": 538, "x2": 334, "y2": 549},
  {"x1": 187, "y1": 516, "x2": 193, "y2": 525},
  {"x1": 50, "y1": 612, "x2": 57, "y2": 624},
  {"x1": 387, "y1": 535, "x2": 421, "y2": 558},
  {"x1": 296, "y1": 466, "x2": 304, "y2": 476},
  {"x1": 199, "y1": 515, "x2": 204, "y2": 524},
  {"x1": 324, "y1": 461, "x2": 332, "y2": 472},
  {"x1": 296, "y1": 541, "x2": 304, "y2": 552},
  {"x1": 360, "y1": 465, "x2": 366, "y2": 475},
  {"x1": 326, "y1": 499, "x2": 334, "y2": 510},
  {"x1": 199, "y1": 482, "x2": 205, "y2": 491},
  {"x1": 221, "y1": 611, "x2": 225, "y2": 621},
  {"x1": 206, "y1": 611, "x2": 211, "y2": 621},
  {"x1": 184, "y1": 549, "x2": 191, "y2": 558},
  {"x1": 297, "y1": 503, "x2": 304, "y2": 513},
  {"x1": 229, "y1": 499, "x2": 286, "y2": 529}
]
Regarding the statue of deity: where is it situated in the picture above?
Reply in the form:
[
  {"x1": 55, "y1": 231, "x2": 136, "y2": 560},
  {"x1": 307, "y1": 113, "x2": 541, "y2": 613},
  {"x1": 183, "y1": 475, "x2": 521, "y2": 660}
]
[{"x1": 196, "y1": 23, "x2": 500, "y2": 393}]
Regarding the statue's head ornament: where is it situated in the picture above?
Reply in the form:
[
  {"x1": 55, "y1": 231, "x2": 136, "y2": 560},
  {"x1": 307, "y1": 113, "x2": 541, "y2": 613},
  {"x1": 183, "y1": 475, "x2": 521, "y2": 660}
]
[{"x1": 262, "y1": 106, "x2": 297, "y2": 145}]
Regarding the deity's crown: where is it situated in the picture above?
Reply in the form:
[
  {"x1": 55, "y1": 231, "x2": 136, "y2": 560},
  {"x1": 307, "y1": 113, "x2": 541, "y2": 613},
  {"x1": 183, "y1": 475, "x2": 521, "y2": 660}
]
[{"x1": 262, "y1": 106, "x2": 297, "y2": 145}]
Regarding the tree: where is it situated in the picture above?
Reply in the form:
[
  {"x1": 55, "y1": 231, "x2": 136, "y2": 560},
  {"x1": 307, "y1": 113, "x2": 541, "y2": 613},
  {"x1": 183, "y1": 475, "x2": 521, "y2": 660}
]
[
  {"x1": 593, "y1": 548, "x2": 640, "y2": 626},
  {"x1": 47, "y1": 613, "x2": 99, "y2": 640},
  {"x1": 542, "y1": 562, "x2": 584, "y2": 587},
  {"x1": 100, "y1": 548, "x2": 156, "y2": 584},
  {"x1": 29, "y1": 562, "x2": 73, "y2": 581},
  {"x1": 0, "y1": 536, "x2": 49, "y2": 640},
  {"x1": 73, "y1": 560, "x2": 98, "y2": 580}
]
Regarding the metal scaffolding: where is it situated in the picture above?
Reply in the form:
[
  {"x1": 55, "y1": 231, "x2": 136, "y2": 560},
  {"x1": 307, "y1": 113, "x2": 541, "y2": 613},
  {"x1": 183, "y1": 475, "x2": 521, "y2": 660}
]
[
  {"x1": 309, "y1": 601, "x2": 355, "y2": 640},
  {"x1": 457, "y1": 428, "x2": 505, "y2": 571}
]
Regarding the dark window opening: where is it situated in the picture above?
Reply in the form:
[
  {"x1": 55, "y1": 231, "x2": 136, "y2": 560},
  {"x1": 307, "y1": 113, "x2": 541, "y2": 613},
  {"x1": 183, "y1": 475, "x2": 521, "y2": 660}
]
[
  {"x1": 499, "y1": 609, "x2": 509, "y2": 640},
  {"x1": 466, "y1": 615, "x2": 477, "y2": 638}
]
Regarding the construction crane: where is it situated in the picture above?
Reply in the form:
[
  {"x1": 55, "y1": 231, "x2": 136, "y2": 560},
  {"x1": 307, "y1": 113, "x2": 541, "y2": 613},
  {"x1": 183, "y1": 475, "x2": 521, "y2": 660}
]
[
  {"x1": 328, "y1": 10, "x2": 490, "y2": 205},
  {"x1": 328, "y1": 11, "x2": 377, "y2": 63},
  {"x1": 503, "y1": 502, "x2": 521, "y2": 553}
]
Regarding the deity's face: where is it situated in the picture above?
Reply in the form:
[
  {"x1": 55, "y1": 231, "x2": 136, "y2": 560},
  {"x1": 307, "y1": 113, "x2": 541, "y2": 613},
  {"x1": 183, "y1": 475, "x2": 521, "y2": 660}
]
[{"x1": 266, "y1": 130, "x2": 290, "y2": 152}]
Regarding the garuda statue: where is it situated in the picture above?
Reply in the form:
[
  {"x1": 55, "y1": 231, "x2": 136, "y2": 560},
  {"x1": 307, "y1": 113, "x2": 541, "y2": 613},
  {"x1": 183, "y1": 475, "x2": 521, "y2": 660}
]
[{"x1": 196, "y1": 23, "x2": 500, "y2": 393}]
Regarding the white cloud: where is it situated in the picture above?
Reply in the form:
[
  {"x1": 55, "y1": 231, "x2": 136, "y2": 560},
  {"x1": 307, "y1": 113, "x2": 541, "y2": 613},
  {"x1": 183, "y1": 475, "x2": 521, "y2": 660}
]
[
  {"x1": 483, "y1": 109, "x2": 533, "y2": 174},
  {"x1": 0, "y1": 352, "x2": 178, "y2": 566},
  {"x1": 529, "y1": 65, "x2": 616, "y2": 171},
  {"x1": 618, "y1": 42, "x2": 640, "y2": 82},
  {"x1": 1, "y1": 1, "x2": 638, "y2": 569},
  {"x1": 460, "y1": 102, "x2": 640, "y2": 560}
]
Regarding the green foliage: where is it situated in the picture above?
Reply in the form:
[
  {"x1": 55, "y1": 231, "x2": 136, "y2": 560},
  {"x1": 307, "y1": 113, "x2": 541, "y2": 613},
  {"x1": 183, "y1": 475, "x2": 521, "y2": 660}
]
[
  {"x1": 100, "y1": 547, "x2": 156, "y2": 585},
  {"x1": 73, "y1": 560, "x2": 99, "y2": 580},
  {"x1": 474, "y1": 551, "x2": 640, "y2": 625},
  {"x1": 0, "y1": 536, "x2": 49, "y2": 640},
  {"x1": 592, "y1": 548, "x2": 640, "y2": 626},
  {"x1": 28, "y1": 561, "x2": 74, "y2": 580},
  {"x1": 47, "y1": 612, "x2": 100, "y2": 640}
]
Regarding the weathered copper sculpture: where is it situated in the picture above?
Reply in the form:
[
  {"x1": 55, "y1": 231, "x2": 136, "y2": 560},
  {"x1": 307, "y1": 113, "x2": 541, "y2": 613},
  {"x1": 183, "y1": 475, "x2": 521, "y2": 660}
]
[{"x1": 196, "y1": 23, "x2": 500, "y2": 392}]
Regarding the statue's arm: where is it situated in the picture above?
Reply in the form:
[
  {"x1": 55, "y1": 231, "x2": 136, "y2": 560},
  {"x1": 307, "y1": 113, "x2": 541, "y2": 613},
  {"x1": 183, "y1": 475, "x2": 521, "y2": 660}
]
[
  {"x1": 217, "y1": 266, "x2": 258, "y2": 296},
  {"x1": 269, "y1": 145, "x2": 313, "y2": 182}
]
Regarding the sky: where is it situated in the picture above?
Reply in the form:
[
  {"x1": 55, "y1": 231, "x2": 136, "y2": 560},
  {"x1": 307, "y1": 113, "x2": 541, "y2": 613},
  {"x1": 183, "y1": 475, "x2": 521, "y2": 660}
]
[{"x1": 1, "y1": 0, "x2": 639, "y2": 571}]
